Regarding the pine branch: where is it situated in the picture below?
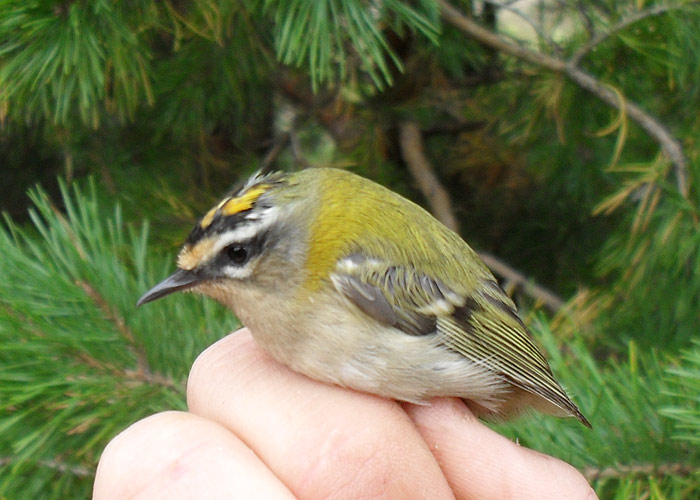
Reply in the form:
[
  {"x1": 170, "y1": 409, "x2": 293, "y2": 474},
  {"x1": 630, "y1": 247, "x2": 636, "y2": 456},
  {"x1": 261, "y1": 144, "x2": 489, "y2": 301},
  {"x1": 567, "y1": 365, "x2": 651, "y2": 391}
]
[
  {"x1": 437, "y1": 0, "x2": 690, "y2": 197},
  {"x1": 77, "y1": 279, "x2": 150, "y2": 376},
  {"x1": 0, "y1": 180, "x2": 238, "y2": 498},
  {"x1": 477, "y1": 252, "x2": 565, "y2": 311},
  {"x1": 495, "y1": 327, "x2": 700, "y2": 499},
  {"x1": 483, "y1": 0, "x2": 561, "y2": 53},
  {"x1": 260, "y1": 133, "x2": 291, "y2": 172},
  {"x1": 662, "y1": 341, "x2": 700, "y2": 443},
  {"x1": 398, "y1": 121, "x2": 565, "y2": 312},
  {"x1": 399, "y1": 121, "x2": 459, "y2": 232},
  {"x1": 570, "y1": 2, "x2": 700, "y2": 66},
  {"x1": 42, "y1": 198, "x2": 175, "y2": 387}
]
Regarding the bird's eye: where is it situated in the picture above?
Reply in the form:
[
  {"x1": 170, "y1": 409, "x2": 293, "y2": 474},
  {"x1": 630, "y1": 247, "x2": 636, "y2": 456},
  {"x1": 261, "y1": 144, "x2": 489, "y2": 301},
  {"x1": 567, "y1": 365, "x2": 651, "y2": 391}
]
[{"x1": 225, "y1": 245, "x2": 249, "y2": 265}]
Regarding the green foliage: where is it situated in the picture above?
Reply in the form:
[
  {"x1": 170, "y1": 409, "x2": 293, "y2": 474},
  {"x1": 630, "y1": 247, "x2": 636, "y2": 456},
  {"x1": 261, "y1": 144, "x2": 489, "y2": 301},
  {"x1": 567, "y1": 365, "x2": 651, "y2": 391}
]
[
  {"x1": 265, "y1": 0, "x2": 440, "y2": 89},
  {"x1": 498, "y1": 320, "x2": 700, "y2": 498},
  {"x1": 0, "y1": 181, "x2": 238, "y2": 497},
  {"x1": 2, "y1": 182, "x2": 699, "y2": 499},
  {"x1": 593, "y1": 180, "x2": 700, "y2": 349},
  {"x1": 2, "y1": 0, "x2": 700, "y2": 498},
  {"x1": 662, "y1": 341, "x2": 700, "y2": 445},
  {"x1": 150, "y1": 1, "x2": 274, "y2": 142},
  {"x1": 0, "y1": 0, "x2": 155, "y2": 125}
]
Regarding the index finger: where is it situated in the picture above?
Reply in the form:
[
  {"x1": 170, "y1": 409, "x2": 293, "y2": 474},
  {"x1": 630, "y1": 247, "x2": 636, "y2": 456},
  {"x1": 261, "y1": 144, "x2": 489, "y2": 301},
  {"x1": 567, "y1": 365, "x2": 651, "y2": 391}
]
[{"x1": 187, "y1": 329, "x2": 456, "y2": 500}]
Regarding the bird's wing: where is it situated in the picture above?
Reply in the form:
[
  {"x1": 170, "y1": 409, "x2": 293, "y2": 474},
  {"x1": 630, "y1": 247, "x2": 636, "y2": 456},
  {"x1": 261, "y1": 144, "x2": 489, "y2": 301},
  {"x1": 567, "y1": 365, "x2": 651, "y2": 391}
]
[
  {"x1": 331, "y1": 253, "x2": 461, "y2": 336},
  {"x1": 331, "y1": 253, "x2": 588, "y2": 424}
]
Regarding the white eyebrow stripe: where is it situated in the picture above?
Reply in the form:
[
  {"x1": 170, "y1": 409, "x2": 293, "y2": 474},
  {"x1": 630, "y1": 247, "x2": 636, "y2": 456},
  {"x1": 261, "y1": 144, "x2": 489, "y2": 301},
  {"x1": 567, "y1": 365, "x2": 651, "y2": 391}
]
[{"x1": 207, "y1": 206, "x2": 279, "y2": 258}]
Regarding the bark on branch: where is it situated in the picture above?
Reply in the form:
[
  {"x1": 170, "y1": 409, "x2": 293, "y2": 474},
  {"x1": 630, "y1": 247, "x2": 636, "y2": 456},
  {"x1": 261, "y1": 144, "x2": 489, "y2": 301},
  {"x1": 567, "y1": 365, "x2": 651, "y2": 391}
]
[
  {"x1": 398, "y1": 121, "x2": 565, "y2": 312},
  {"x1": 438, "y1": 0, "x2": 689, "y2": 197},
  {"x1": 571, "y1": 2, "x2": 700, "y2": 66},
  {"x1": 399, "y1": 122, "x2": 459, "y2": 232}
]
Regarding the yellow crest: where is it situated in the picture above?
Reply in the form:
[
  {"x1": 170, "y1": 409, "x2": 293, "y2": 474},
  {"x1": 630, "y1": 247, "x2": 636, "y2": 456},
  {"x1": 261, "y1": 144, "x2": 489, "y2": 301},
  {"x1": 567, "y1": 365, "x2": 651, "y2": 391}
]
[{"x1": 199, "y1": 185, "x2": 270, "y2": 229}]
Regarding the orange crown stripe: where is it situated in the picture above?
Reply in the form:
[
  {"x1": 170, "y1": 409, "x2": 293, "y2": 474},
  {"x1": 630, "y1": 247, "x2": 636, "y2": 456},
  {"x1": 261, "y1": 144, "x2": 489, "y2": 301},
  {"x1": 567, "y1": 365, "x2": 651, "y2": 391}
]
[
  {"x1": 199, "y1": 185, "x2": 270, "y2": 229},
  {"x1": 222, "y1": 185, "x2": 269, "y2": 216}
]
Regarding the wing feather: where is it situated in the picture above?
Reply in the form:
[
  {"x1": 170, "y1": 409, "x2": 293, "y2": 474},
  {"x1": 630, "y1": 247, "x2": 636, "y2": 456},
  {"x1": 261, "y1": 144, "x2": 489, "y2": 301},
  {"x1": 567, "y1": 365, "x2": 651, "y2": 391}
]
[{"x1": 331, "y1": 253, "x2": 590, "y2": 426}]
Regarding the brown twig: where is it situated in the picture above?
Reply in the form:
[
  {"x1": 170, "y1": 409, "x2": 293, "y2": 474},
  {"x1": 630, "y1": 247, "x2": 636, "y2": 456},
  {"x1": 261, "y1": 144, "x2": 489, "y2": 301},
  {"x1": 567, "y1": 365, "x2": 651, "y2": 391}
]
[
  {"x1": 0, "y1": 300, "x2": 172, "y2": 388},
  {"x1": 572, "y1": 0, "x2": 596, "y2": 39},
  {"x1": 76, "y1": 280, "x2": 176, "y2": 388},
  {"x1": 483, "y1": 0, "x2": 561, "y2": 53},
  {"x1": 44, "y1": 199, "x2": 174, "y2": 388},
  {"x1": 398, "y1": 121, "x2": 565, "y2": 312},
  {"x1": 478, "y1": 252, "x2": 565, "y2": 311},
  {"x1": 439, "y1": 0, "x2": 566, "y2": 69},
  {"x1": 76, "y1": 281, "x2": 148, "y2": 373},
  {"x1": 438, "y1": 0, "x2": 689, "y2": 197},
  {"x1": 399, "y1": 121, "x2": 459, "y2": 231},
  {"x1": 260, "y1": 132, "x2": 290, "y2": 172},
  {"x1": 571, "y1": 2, "x2": 700, "y2": 66}
]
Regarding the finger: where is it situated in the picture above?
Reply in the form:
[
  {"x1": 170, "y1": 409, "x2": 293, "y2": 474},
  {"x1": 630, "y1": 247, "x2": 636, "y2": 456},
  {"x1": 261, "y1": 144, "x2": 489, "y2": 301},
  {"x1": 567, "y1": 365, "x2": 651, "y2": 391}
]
[
  {"x1": 187, "y1": 328, "x2": 455, "y2": 500},
  {"x1": 93, "y1": 411, "x2": 296, "y2": 500},
  {"x1": 404, "y1": 398, "x2": 597, "y2": 500}
]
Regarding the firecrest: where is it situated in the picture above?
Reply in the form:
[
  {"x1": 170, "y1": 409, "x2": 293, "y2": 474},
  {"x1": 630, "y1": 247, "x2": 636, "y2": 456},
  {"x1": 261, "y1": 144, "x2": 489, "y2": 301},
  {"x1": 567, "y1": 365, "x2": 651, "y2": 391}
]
[{"x1": 138, "y1": 167, "x2": 589, "y2": 426}]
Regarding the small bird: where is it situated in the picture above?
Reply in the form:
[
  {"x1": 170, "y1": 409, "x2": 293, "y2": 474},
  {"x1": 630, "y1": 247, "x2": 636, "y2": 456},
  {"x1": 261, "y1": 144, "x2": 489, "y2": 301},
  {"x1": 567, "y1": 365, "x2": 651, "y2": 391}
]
[{"x1": 138, "y1": 168, "x2": 590, "y2": 427}]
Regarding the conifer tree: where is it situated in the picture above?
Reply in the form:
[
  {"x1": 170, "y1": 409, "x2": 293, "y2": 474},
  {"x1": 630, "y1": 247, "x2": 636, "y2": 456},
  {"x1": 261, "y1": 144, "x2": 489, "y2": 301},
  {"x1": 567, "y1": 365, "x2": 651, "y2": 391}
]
[{"x1": 1, "y1": 1, "x2": 699, "y2": 498}]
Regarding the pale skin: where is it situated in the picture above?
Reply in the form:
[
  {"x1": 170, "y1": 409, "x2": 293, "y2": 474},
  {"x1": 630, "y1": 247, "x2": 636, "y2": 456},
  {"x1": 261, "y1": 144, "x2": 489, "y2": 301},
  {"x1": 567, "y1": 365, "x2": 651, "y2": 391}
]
[{"x1": 93, "y1": 329, "x2": 598, "y2": 500}]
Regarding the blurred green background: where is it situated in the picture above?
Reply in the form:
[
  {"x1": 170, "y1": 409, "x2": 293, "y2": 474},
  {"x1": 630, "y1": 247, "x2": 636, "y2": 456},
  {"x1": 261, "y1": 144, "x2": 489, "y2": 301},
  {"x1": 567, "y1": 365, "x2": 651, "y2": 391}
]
[{"x1": 1, "y1": 1, "x2": 699, "y2": 498}]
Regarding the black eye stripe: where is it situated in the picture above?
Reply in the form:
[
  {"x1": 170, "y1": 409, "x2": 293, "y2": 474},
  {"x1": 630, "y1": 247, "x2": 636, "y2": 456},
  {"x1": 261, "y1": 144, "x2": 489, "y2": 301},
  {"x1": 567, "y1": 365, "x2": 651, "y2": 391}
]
[{"x1": 218, "y1": 235, "x2": 267, "y2": 268}]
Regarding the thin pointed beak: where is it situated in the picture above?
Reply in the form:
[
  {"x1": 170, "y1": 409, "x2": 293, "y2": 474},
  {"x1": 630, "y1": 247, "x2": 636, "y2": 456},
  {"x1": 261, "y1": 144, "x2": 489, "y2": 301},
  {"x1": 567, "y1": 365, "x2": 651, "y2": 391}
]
[{"x1": 137, "y1": 269, "x2": 201, "y2": 306}]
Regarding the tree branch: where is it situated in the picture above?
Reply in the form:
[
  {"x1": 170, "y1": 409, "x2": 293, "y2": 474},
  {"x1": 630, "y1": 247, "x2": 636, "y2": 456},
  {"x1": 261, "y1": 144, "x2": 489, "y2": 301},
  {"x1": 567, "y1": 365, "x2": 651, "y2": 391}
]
[
  {"x1": 478, "y1": 252, "x2": 565, "y2": 311},
  {"x1": 439, "y1": 0, "x2": 566, "y2": 70},
  {"x1": 438, "y1": 0, "x2": 689, "y2": 197},
  {"x1": 571, "y1": 2, "x2": 700, "y2": 66},
  {"x1": 76, "y1": 280, "x2": 176, "y2": 389},
  {"x1": 483, "y1": 0, "x2": 561, "y2": 53},
  {"x1": 399, "y1": 121, "x2": 459, "y2": 232},
  {"x1": 259, "y1": 132, "x2": 290, "y2": 172},
  {"x1": 398, "y1": 121, "x2": 565, "y2": 312}
]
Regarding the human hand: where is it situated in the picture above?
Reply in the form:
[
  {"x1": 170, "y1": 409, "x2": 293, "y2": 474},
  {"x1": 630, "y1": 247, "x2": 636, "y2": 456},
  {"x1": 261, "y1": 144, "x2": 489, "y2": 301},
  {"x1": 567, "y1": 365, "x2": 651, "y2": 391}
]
[{"x1": 93, "y1": 328, "x2": 597, "y2": 499}]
